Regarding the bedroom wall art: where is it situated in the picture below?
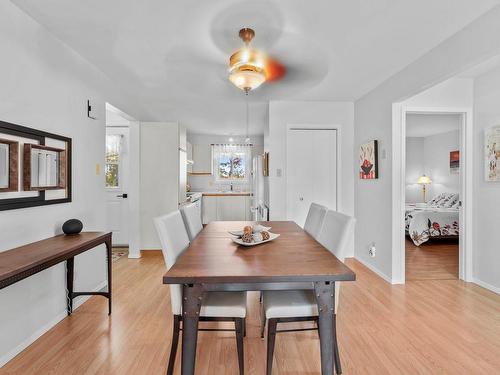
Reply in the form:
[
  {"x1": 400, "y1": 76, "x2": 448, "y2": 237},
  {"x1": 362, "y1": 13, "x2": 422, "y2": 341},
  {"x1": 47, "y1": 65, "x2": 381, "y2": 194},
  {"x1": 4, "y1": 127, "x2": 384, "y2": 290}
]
[
  {"x1": 449, "y1": 150, "x2": 459, "y2": 174},
  {"x1": 359, "y1": 140, "x2": 379, "y2": 179},
  {"x1": 485, "y1": 125, "x2": 500, "y2": 181},
  {"x1": 0, "y1": 120, "x2": 72, "y2": 211}
]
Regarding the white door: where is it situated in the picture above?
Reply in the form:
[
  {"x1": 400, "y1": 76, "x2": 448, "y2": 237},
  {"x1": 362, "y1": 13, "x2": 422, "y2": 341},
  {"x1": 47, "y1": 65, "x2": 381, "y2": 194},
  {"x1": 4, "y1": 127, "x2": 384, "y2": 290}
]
[
  {"x1": 105, "y1": 127, "x2": 130, "y2": 246},
  {"x1": 286, "y1": 128, "x2": 337, "y2": 227}
]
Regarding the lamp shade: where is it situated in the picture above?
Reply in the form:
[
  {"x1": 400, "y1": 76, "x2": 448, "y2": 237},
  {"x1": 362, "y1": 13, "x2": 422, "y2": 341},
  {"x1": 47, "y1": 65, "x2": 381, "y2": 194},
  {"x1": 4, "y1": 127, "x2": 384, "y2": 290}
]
[
  {"x1": 417, "y1": 175, "x2": 432, "y2": 184},
  {"x1": 229, "y1": 69, "x2": 266, "y2": 92}
]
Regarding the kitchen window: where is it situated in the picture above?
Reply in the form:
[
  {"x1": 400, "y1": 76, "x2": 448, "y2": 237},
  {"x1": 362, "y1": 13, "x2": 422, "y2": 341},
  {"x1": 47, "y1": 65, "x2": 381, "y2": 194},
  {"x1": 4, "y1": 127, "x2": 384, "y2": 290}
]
[{"x1": 213, "y1": 144, "x2": 251, "y2": 182}]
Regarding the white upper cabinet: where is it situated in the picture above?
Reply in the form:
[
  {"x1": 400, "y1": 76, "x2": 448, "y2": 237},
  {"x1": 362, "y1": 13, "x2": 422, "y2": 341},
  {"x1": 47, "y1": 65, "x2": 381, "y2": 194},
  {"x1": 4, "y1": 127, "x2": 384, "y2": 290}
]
[{"x1": 191, "y1": 144, "x2": 212, "y2": 174}]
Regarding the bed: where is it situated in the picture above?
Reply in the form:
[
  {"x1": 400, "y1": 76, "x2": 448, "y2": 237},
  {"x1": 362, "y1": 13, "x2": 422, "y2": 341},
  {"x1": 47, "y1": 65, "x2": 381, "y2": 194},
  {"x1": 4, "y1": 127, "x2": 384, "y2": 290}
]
[{"x1": 405, "y1": 193, "x2": 460, "y2": 246}]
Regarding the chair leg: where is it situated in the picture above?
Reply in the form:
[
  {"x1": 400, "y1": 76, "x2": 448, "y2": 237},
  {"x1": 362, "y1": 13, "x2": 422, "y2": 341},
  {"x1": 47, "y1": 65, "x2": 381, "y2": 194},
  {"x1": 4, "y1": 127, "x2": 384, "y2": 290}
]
[
  {"x1": 167, "y1": 315, "x2": 181, "y2": 375},
  {"x1": 266, "y1": 318, "x2": 278, "y2": 375},
  {"x1": 260, "y1": 303, "x2": 266, "y2": 339},
  {"x1": 243, "y1": 317, "x2": 247, "y2": 337},
  {"x1": 235, "y1": 318, "x2": 245, "y2": 375},
  {"x1": 333, "y1": 314, "x2": 342, "y2": 375}
]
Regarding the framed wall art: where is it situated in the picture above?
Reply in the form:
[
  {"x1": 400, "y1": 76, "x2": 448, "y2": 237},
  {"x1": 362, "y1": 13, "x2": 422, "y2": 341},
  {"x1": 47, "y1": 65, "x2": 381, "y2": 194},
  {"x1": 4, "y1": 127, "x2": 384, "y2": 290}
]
[
  {"x1": 485, "y1": 125, "x2": 500, "y2": 182},
  {"x1": 359, "y1": 140, "x2": 379, "y2": 179}
]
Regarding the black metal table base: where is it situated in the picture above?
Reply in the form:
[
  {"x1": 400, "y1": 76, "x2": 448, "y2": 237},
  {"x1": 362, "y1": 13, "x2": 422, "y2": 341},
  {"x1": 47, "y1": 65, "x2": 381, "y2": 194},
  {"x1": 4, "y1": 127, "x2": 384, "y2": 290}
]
[{"x1": 66, "y1": 237, "x2": 112, "y2": 315}]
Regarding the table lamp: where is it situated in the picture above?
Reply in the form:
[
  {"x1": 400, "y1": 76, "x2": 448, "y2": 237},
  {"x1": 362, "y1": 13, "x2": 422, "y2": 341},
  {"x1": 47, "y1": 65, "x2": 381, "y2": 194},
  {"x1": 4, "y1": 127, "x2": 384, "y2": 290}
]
[{"x1": 417, "y1": 175, "x2": 432, "y2": 202}]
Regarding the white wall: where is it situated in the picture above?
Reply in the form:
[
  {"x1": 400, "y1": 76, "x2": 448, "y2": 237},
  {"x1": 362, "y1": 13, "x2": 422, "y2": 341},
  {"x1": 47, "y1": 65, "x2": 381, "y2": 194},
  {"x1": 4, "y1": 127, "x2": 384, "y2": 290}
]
[
  {"x1": 406, "y1": 129, "x2": 461, "y2": 203},
  {"x1": 472, "y1": 65, "x2": 500, "y2": 292},
  {"x1": 187, "y1": 134, "x2": 264, "y2": 192},
  {"x1": 267, "y1": 101, "x2": 355, "y2": 256},
  {"x1": 353, "y1": 1, "x2": 499, "y2": 282},
  {"x1": 140, "y1": 122, "x2": 179, "y2": 249},
  {"x1": 405, "y1": 137, "x2": 425, "y2": 202},
  {"x1": 0, "y1": 1, "x2": 147, "y2": 367},
  {"x1": 424, "y1": 130, "x2": 461, "y2": 199}
]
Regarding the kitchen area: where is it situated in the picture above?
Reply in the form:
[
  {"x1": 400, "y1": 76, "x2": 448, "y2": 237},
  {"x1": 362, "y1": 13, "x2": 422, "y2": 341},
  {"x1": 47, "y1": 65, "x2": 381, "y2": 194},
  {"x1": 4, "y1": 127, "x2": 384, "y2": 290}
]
[{"x1": 180, "y1": 133, "x2": 267, "y2": 224}]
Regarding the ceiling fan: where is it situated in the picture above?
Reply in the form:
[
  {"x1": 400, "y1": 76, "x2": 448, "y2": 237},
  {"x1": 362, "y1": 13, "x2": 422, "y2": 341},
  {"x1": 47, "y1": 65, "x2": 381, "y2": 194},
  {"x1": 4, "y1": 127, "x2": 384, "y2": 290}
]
[{"x1": 228, "y1": 27, "x2": 286, "y2": 94}]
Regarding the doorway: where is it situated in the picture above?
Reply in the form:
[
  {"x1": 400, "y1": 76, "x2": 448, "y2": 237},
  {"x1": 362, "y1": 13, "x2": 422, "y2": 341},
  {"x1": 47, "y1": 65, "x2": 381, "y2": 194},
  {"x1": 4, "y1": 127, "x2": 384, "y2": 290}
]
[
  {"x1": 286, "y1": 127, "x2": 338, "y2": 226},
  {"x1": 105, "y1": 103, "x2": 139, "y2": 258},
  {"x1": 392, "y1": 106, "x2": 473, "y2": 283},
  {"x1": 404, "y1": 113, "x2": 461, "y2": 280}
]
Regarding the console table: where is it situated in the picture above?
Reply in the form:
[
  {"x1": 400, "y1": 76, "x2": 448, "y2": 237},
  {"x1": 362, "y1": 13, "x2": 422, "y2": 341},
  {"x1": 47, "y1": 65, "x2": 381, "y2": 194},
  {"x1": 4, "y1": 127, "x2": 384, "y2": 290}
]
[{"x1": 0, "y1": 232, "x2": 112, "y2": 315}]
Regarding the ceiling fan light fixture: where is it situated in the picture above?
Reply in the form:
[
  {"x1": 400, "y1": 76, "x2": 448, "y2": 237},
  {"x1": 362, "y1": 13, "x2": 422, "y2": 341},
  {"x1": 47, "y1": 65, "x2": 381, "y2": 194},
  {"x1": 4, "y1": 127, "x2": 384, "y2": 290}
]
[
  {"x1": 228, "y1": 28, "x2": 267, "y2": 93},
  {"x1": 229, "y1": 67, "x2": 266, "y2": 93}
]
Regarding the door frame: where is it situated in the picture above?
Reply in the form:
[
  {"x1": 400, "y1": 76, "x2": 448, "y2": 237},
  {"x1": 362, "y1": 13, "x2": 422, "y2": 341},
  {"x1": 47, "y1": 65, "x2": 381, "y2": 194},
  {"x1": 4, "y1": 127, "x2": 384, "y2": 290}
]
[
  {"x1": 285, "y1": 124, "x2": 341, "y2": 219},
  {"x1": 391, "y1": 105, "x2": 473, "y2": 284},
  {"x1": 105, "y1": 103, "x2": 141, "y2": 259}
]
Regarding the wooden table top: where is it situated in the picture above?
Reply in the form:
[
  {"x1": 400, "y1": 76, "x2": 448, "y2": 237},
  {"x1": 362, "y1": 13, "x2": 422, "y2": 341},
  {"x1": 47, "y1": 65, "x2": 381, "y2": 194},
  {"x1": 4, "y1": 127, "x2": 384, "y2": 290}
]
[
  {"x1": 163, "y1": 221, "x2": 356, "y2": 284},
  {"x1": 0, "y1": 232, "x2": 111, "y2": 285}
]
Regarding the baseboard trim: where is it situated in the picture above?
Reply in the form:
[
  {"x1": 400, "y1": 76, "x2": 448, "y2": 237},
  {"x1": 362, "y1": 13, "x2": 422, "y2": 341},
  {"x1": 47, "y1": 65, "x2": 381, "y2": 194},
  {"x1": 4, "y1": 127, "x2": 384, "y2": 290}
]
[
  {"x1": 0, "y1": 280, "x2": 107, "y2": 368},
  {"x1": 472, "y1": 278, "x2": 500, "y2": 295},
  {"x1": 354, "y1": 256, "x2": 394, "y2": 284},
  {"x1": 127, "y1": 253, "x2": 142, "y2": 259}
]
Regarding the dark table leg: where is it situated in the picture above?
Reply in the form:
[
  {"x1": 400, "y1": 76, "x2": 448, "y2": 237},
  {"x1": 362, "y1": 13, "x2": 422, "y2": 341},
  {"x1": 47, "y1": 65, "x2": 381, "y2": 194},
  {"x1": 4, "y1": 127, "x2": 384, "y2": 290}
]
[
  {"x1": 181, "y1": 283, "x2": 203, "y2": 375},
  {"x1": 315, "y1": 281, "x2": 335, "y2": 375},
  {"x1": 66, "y1": 257, "x2": 74, "y2": 315},
  {"x1": 105, "y1": 237, "x2": 112, "y2": 315}
]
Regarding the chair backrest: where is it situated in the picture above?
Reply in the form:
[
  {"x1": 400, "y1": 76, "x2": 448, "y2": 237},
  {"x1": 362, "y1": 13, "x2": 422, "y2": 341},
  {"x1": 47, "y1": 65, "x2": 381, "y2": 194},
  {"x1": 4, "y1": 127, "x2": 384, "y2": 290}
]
[
  {"x1": 180, "y1": 203, "x2": 203, "y2": 241},
  {"x1": 154, "y1": 210, "x2": 190, "y2": 315},
  {"x1": 316, "y1": 209, "x2": 356, "y2": 312},
  {"x1": 303, "y1": 203, "x2": 328, "y2": 239}
]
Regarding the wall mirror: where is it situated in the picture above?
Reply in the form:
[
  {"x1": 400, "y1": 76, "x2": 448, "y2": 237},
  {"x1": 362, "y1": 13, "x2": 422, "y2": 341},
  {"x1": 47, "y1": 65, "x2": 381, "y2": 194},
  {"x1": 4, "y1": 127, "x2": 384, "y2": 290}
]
[{"x1": 0, "y1": 120, "x2": 71, "y2": 211}]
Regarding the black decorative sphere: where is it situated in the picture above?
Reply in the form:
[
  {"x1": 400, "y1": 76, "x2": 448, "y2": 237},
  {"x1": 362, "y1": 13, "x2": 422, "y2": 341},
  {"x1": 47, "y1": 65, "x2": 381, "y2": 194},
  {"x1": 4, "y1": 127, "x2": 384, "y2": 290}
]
[{"x1": 62, "y1": 219, "x2": 83, "y2": 235}]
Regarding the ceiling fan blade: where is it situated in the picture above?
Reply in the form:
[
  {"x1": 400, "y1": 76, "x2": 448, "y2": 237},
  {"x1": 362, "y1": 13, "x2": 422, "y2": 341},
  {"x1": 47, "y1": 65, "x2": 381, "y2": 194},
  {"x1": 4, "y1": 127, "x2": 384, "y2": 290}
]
[{"x1": 264, "y1": 57, "x2": 286, "y2": 82}]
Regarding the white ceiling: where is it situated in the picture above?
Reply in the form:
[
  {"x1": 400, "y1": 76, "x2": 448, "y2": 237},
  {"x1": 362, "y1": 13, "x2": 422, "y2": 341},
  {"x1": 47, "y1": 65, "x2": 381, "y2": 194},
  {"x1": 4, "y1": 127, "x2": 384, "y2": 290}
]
[
  {"x1": 406, "y1": 113, "x2": 461, "y2": 137},
  {"x1": 12, "y1": 0, "x2": 500, "y2": 134}
]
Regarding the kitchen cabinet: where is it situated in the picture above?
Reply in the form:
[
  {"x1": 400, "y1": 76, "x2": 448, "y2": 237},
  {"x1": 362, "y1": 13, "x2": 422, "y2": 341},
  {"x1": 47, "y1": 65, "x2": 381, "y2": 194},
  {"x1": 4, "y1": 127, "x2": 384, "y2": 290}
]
[
  {"x1": 186, "y1": 142, "x2": 193, "y2": 173},
  {"x1": 217, "y1": 196, "x2": 246, "y2": 221},
  {"x1": 202, "y1": 196, "x2": 217, "y2": 224},
  {"x1": 191, "y1": 144, "x2": 212, "y2": 174},
  {"x1": 202, "y1": 195, "x2": 251, "y2": 224}
]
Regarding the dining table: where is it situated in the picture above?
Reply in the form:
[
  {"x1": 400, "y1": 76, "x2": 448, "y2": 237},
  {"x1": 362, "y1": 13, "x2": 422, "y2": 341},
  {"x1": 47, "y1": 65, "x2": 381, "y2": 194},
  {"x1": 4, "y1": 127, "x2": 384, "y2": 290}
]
[{"x1": 163, "y1": 221, "x2": 356, "y2": 375}]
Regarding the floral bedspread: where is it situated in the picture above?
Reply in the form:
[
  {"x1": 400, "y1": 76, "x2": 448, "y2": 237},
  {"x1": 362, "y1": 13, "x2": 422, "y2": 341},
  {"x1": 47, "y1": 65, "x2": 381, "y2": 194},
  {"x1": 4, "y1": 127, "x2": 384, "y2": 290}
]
[{"x1": 405, "y1": 207, "x2": 459, "y2": 246}]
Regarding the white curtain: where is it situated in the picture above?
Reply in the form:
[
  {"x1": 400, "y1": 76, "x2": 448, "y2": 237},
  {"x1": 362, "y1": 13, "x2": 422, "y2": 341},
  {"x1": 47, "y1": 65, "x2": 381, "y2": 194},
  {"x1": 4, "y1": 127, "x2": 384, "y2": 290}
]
[{"x1": 212, "y1": 144, "x2": 251, "y2": 182}]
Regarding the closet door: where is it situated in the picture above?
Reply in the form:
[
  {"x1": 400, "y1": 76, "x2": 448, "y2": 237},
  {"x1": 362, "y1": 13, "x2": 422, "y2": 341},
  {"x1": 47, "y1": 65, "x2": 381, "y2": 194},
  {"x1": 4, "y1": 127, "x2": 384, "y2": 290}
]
[{"x1": 286, "y1": 128, "x2": 337, "y2": 227}]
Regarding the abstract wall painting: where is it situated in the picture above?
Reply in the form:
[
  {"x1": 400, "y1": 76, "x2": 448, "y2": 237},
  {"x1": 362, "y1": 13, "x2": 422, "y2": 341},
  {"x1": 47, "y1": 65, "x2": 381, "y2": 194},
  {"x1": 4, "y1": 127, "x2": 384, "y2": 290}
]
[
  {"x1": 359, "y1": 140, "x2": 379, "y2": 179},
  {"x1": 485, "y1": 125, "x2": 500, "y2": 182},
  {"x1": 449, "y1": 150, "x2": 460, "y2": 174}
]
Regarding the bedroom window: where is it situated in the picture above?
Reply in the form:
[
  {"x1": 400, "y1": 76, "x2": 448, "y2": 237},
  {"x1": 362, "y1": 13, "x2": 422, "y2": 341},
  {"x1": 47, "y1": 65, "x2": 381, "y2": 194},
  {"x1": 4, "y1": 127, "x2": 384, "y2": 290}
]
[{"x1": 213, "y1": 144, "x2": 251, "y2": 182}]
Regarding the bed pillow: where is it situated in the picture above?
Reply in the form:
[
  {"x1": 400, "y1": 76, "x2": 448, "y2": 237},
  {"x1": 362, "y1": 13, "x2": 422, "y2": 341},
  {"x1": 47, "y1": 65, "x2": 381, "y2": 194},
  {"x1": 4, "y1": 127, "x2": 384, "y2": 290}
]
[
  {"x1": 428, "y1": 193, "x2": 446, "y2": 206},
  {"x1": 442, "y1": 193, "x2": 459, "y2": 208}
]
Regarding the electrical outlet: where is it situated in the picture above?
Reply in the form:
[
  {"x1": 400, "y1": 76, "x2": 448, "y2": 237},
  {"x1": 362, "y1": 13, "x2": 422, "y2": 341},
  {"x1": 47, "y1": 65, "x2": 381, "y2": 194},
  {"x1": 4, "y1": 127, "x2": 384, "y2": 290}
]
[{"x1": 368, "y1": 242, "x2": 376, "y2": 257}]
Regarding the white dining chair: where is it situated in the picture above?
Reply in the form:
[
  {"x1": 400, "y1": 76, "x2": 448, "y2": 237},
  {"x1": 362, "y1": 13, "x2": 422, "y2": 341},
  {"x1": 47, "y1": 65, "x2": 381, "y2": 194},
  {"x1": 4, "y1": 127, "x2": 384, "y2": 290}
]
[
  {"x1": 154, "y1": 211, "x2": 247, "y2": 375},
  {"x1": 261, "y1": 209, "x2": 355, "y2": 375},
  {"x1": 180, "y1": 202, "x2": 203, "y2": 241},
  {"x1": 303, "y1": 202, "x2": 328, "y2": 239}
]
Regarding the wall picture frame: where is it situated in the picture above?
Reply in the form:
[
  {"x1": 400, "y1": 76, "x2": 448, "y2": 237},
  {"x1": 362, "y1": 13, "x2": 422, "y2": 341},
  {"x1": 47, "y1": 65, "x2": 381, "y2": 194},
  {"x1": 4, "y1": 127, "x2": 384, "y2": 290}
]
[
  {"x1": 485, "y1": 125, "x2": 500, "y2": 182},
  {"x1": 450, "y1": 150, "x2": 460, "y2": 174},
  {"x1": 359, "y1": 140, "x2": 379, "y2": 179}
]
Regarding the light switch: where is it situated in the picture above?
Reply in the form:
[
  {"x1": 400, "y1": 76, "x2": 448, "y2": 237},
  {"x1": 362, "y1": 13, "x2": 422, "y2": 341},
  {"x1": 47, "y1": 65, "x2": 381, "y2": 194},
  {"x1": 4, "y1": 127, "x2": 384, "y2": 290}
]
[
  {"x1": 276, "y1": 168, "x2": 282, "y2": 177},
  {"x1": 96, "y1": 163, "x2": 101, "y2": 175}
]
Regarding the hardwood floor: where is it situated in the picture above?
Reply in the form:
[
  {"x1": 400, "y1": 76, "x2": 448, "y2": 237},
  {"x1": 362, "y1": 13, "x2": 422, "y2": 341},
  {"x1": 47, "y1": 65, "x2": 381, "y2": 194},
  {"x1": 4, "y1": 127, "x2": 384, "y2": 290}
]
[
  {"x1": 2, "y1": 251, "x2": 499, "y2": 374},
  {"x1": 406, "y1": 238, "x2": 459, "y2": 280}
]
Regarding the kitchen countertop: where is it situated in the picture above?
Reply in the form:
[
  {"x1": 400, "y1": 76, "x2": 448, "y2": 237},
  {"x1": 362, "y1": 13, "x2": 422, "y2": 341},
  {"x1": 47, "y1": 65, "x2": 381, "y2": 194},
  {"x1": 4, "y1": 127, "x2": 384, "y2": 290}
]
[{"x1": 190, "y1": 191, "x2": 253, "y2": 197}]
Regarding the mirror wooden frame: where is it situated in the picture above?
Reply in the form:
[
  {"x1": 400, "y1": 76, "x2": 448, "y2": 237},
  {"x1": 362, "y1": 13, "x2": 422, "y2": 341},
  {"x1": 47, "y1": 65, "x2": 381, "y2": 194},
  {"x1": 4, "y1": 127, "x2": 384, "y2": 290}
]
[{"x1": 0, "y1": 138, "x2": 19, "y2": 192}]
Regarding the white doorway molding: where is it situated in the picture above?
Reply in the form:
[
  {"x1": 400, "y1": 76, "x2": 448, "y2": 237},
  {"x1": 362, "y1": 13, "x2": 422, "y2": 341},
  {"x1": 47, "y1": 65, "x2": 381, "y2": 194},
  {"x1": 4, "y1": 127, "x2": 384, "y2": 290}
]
[{"x1": 391, "y1": 105, "x2": 473, "y2": 284}]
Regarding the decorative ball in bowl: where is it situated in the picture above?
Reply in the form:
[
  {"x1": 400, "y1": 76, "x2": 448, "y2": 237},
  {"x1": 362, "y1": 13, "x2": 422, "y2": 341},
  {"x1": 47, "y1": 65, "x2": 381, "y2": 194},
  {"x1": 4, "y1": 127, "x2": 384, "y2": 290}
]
[{"x1": 62, "y1": 219, "x2": 83, "y2": 235}]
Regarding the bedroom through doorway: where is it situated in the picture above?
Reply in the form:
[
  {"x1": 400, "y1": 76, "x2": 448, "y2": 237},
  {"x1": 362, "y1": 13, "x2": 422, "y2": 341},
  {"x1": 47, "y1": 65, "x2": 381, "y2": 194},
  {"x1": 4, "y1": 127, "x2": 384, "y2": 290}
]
[{"x1": 404, "y1": 113, "x2": 462, "y2": 280}]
